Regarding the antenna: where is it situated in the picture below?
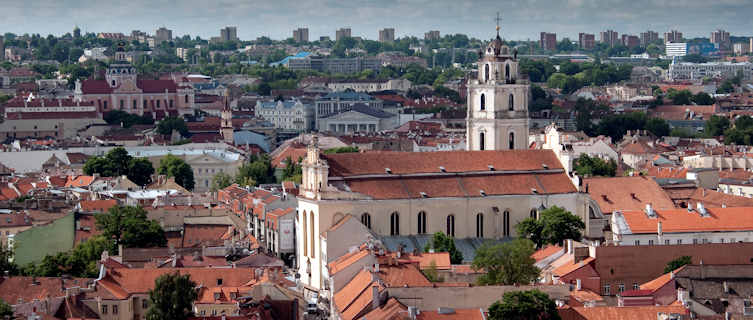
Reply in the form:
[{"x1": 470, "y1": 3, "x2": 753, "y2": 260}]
[{"x1": 495, "y1": 12, "x2": 502, "y2": 36}]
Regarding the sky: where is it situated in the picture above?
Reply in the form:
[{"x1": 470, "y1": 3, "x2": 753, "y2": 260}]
[{"x1": 2, "y1": 0, "x2": 752, "y2": 42}]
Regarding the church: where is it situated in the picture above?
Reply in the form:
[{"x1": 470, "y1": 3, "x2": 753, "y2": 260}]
[{"x1": 296, "y1": 30, "x2": 602, "y2": 292}]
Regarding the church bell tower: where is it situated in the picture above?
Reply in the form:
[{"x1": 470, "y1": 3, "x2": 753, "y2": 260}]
[
  {"x1": 466, "y1": 19, "x2": 529, "y2": 151},
  {"x1": 220, "y1": 92, "x2": 234, "y2": 144}
]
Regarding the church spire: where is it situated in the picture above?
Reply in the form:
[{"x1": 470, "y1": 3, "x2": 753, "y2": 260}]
[{"x1": 495, "y1": 12, "x2": 501, "y2": 38}]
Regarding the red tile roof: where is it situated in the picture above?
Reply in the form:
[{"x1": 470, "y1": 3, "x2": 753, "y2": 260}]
[
  {"x1": 560, "y1": 305, "x2": 688, "y2": 320},
  {"x1": 396, "y1": 252, "x2": 451, "y2": 270},
  {"x1": 416, "y1": 308, "x2": 485, "y2": 320},
  {"x1": 553, "y1": 257, "x2": 596, "y2": 277},
  {"x1": 585, "y1": 176, "x2": 675, "y2": 214},
  {"x1": 328, "y1": 249, "x2": 371, "y2": 275},
  {"x1": 182, "y1": 225, "x2": 229, "y2": 248},
  {"x1": 97, "y1": 268, "x2": 256, "y2": 299},
  {"x1": 532, "y1": 245, "x2": 564, "y2": 262},
  {"x1": 0, "y1": 277, "x2": 94, "y2": 304},
  {"x1": 65, "y1": 176, "x2": 96, "y2": 188},
  {"x1": 620, "y1": 206, "x2": 753, "y2": 233},
  {"x1": 80, "y1": 199, "x2": 117, "y2": 213},
  {"x1": 334, "y1": 269, "x2": 382, "y2": 320},
  {"x1": 359, "y1": 297, "x2": 407, "y2": 320}
]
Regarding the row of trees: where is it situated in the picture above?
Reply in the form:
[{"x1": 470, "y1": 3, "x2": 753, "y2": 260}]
[
  {"x1": 84, "y1": 147, "x2": 195, "y2": 190},
  {"x1": 546, "y1": 62, "x2": 633, "y2": 94}
]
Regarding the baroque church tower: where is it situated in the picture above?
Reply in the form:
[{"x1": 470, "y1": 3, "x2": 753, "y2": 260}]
[
  {"x1": 220, "y1": 91, "x2": 234, "y2": 144},
  {"x1": 466, "y1": 24, "x2": 529, "y2": 151}
]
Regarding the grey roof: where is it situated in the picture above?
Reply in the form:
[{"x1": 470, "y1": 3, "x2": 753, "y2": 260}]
[
  {"x1": 378, "y1": 234, "x2": 510, "y2": 263},
  {"x1": 233, "y1": 130, "x2": 270, "y2": 152},
  {"x1": 320, "y1": 103, "x2": 395, "y2": 119}
]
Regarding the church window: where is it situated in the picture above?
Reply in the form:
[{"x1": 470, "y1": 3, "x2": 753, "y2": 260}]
[
  {"x1": 508, "y1": 94, "x2": 514, "y2": 111},
  {"x1": 476, "y1": 213, "x2": 484, "y2": 238},
  {"x1": 310, "y1": 211, "x2": 316, "y2": 258},
  {"x1": 484, "y1": 64, "x2": 490, "y2": 82},
  {"x1": 503, "y1": 210, "x2": 510, "y2": 237},
  {"x1": 417, "y1": 211, "x2": 427, "y2": 234},
  {"x1": 302, "y1": 211, "x2": 308, "y2": 257},
  {"x1": 530, "y1": 209, "x2": 538, "y2": 219},
  {"x1": 111, "y1": 80, "x2": 116, "y2": 87},
  {"x1": 505, "y1": 64, "x2": 510, "y2": 82},
  {"x1": 361, "y1": 213, "x2": 371, "y2": 230},
  {"x1": 509, "y1": 132, "x2": 515, "y2": 150},
  {"x1": 480, "y1": 94, "x2": 486, "y2": 110},
  {"x1": 446, "y1": 214, "x2": 455, "y2": 237},
  {"x1": 103, "y1": 101, "x2": 108, "y2": 110},
  {"x1": 479, "y1": 132, "x2": 485, "y2": 151},
  {"x1": 390, "y1": 212, "x2": 400, "y2": 236},
  {"x1": 185, "y1": 95, "x2": 188, "y2": 103}
]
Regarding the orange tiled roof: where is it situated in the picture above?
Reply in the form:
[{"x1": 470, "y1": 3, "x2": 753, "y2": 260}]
[
  {"x1": 585, "y1": 176, "x2": 675, "y2": 214},
  {"x1": 532, "y1": 245, "x2": 563, "y2": 262},
  {"x1": 328, "y1": 249, "x2": 371, "y2": 275},
  {"x1": 80, "y1": 199, "x2": 117, "y2": 213},
  {"x1": 65, "y1": 175, "x2": 96, "y2": 188},
  {"x1": 359, "y1": 297, "x2": 407, "y2": 320},
  {"x1": 563, "y1": 305, "x2": 687, "y2": 320},
  {"x1": 397, "y1": 252, "x2": 451, "y2": 270},
  {"x1": 553, "y1": 257, "x2": 596, "y2": 277},
  {"x1": 416, "y1": 308, "x2": 485, "y2": 320},
  {"x1": 334, "y1": 269, "x2": 382, "y2": 320},
  {"x1": 98, "y1": 268, "x2": 255, "y2": 299},
  {"x1": 621, "y1": 206, "x2": 753, "y2": 233},
  {"x1": 182, "y1": 225, "x2": 229, "y2": 248},
  {"x1": 639, "y1": 266, "x2": 684, "y2": 292},
  {"x1": 0, "y1": 277, "x2": 94, "y2": 303},
  {"x1": 570, "y1": 289, "x2": 604, "y2": 303},
  {"x1": 376, "y1": 260, "x2": 432, "y2": 287}
]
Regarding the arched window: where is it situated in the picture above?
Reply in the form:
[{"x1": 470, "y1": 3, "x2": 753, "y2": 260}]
[
  {"x1": 508, "y1": 94, "x2": 514, "y2": 111},
  {"x1": 417, "y1": 211, "x2": 427, "y2": 234},
  {"x1": 509, "y1": 132, "x2": 515, "y2": 150},
  {"x1": 302, "y1": 211, "x2": 308, "y2": 257},
  {"x1": 479, "y1": 132, "x2": 485, "y2": 151},
  {"x1": 480, "y1": 93, "x2": 486, "y2": 111},
  {"x1": 505, "y1": 64, "x2": 510, "y2": 82},
  {"x1": 530, "y1": 209, "x2": 538, "y2": 219},
  {"x1": 390, "y1": 212, "x2": 400, "y2": 235},
  {"x1": 476, "y1": 213, "x2": 484, "y2": 238},
  {"x1": 361, "y1": 213, "x2": 371, "y2": 230},
  {"x1": 503, "y1": 210, "x2": 510, "y2": 237},
  {"x1": 310, "y1": 211, "x2": 316, "y2": 258},
  {"x1": 111, "y1": 80, "x2": 116, "y2": 87},
  {"x1": 484, "y1": 64, "x2": 490, "y2": 82},
  {"x1": 446, "y1": 214, "x2": 455, "y2": 237}
]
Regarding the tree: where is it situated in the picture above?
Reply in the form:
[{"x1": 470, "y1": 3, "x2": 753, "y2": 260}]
[
  {"x1": 517, "y1": 206, "x2": 585, "y2": 248},
  {"x1": 235, "y1": 155, "x2": 274, "y2": 187},
  {"x1": 573, "y1": 154, "x2": 616, "y2": 177},
  {"x1": 472, "y1": 239, "x2": 540, "y2": 285},
  {"x1": 323, "y1": 146, "x2": 359, "y2": 154},
  {"x1": 83, "y1": 147, "x2": 154, "y2": 186},
  {"x1": 692, "y1": 92, "x2": 714, "y2": 105},
  {"x1": 211, "y1": 172, "x2": 233, "y2": 191},
  {"x1": 645, "y1": 118, "x2": 670, "y2": 137},
  {"x1": 0, "y1": 298, "x2": 12, "y2": 319},
  {"x1": 0, "y1": 241, "x2": 18, "y2": 276},
  {"x1": 156, "y1": 117, "x2": 188, "y2": 136},
  {"x1": 705, "y1": 115, "x2": 730, "y2": 137},
  {"x1": 281, "y1": 156, "x2": 302, "y2": 183},
  {"x1": 96, "y1": 206, "x2": 167, "y2": 252},
  {"x1": 424, "y1": 232, "x2": 463, "y2": 264},
  {"x1": 146, "y1": 273, "x2": 198, "y2": 320},
  {"x1": 664, "y1": 256, "x2": 692, "y2": 274},
  {"x1": 488, "y1": 290, "x2": 561, "y2": 320},
  {"x1": 158, "y1": 154, "x2": 195, "y2": 191},
  {"x1": 128, "y1": 158, "x2": 156, "y2": 186},
  {"x1": 667, "y1": 89, "x2": 692, "y2": 105}
]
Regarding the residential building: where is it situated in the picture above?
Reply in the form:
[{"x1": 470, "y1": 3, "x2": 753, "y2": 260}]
[
  {"x1": 287, "y1": 56, "x2": 382, "y2": 74},
  {"x1": 675, "y1": 265, "x2": 753, "y2": 318},
  {"x1": 640, "y1": 30, "x2": 659, "y2": 46},
  {"x1": 579, "y1": 33, "x2": 595, "y2": 50},
  {"x1": 336, "y1": 28, "x2": 351, "y2": 41},
  {"x1": 621, "y1": 34, "x2": 640, "y2": 48},
  {"x1": 176, "y1": 47, "x2": 190, "y2": 62},
  {"x1": 0, "y1": 213, "x2": 32, "y2": 246},
  {"x1": 664, "y1": 30, "x2": 683, "y2": 44},
  {"x1": 327, "y1": 78, "x2": 411, "y2": 92},
  {"x1": 733, "y1": 42, "x2": 750, "y2": 55},
  {"x1": 600, "y1": 30, "x2": 619, "y2": 47},
  {"x1": 220, "y1": 26, "x2": 238, "y2": 42},
  {"x1": 668, "y1": 60, "x2": 753, "y2": 81},
  {"x1": 559, "y1": 306, "x2": 688, "y2": 320},
  {"x1": 293, "y1": 27, "x2": 309, "y2": 42},
  {"x1": 711, "y1": 29, "x2": 731, "y2": 49},
  {"x1": 584, "y1": 176, "x2": 676, "y2": 216},
  {"x1": 425, "y1": 30, "x2": 440, "y2": 41},
  {"x1": 379, "y1": 28, "x2": 395, "y2": 43},
  {"x1": 0, "y1": 35, "x2": 4, "y2": 61},
  {"x1": 254, "y1": 99, "x2": 315, "y2": 131},
  {"x1": 155, "y1": 27, "x2": 172, "y2": 44},
  {"x1": 665, "y1": 42, "x2": 688, "y2": 57},
  {"x1": 540, "y1": 32, "x2": 557, "y2": 51}
]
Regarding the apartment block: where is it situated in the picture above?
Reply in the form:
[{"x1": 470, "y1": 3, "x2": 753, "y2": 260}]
[
  {"x1": 540, "y1": 32, "x2": 557, "y2": 51},
  {"x1": 425, "y1": 30, "x2": 440, "y2": 41},
  {"x1": 664, "y1": 30, "x2": 683, "y2": 44},
  {"x1": 379, "y1": 28, "x2": 395, "y2": 43},
  {"x1": 579, "y1": 33, "x2": 595, "y2": 50},
  {"x1": 600, "y1": 30, "x2": 619, "y2": 47},
  {"x1": 293, "y1": 28, "x2": 309, "y2": 42},
  {"x1": 640, "y1": 30, "x2": 658, "y2": 46},
  {"x1": 336, "y1": 28, "x2": 351, "y2": 41}
]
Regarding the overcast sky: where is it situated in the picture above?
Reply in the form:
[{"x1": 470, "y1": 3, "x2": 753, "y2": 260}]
[{"x1": 2, "y1": 0, "x2": 752, "y2": 41}]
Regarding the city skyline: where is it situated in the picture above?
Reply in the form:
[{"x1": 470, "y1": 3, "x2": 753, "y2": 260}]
[{"x1": 2, "y1": 0, "x2": 753, "y2": 42}]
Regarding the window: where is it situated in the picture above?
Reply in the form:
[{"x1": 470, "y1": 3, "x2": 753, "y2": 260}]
[
  {"x1": 508, "y1": 94, "x2": 514, "y2": 111},
  {"x1": 509, "y1": 132, "x2": 515, "y2": 150},
  {"x1": 480, "y1": 93, "x2": 486, "y2": 110},
  {"x1": 484, "y1": 64, "x2": 489, "y2": 82},
  {"x1": 217, "y1": 278, "x2": 223, "y2": 285},
  {"x1": 361, "y1": 213, "x2": 371, "y2": 229},
  {"x1": 133, "y1": 99, "x2": 137, "y2": 108},
  {"x1": 503, "y1": 210, "x2": 510, "y2": 237},
  {"x1": 102, "y1": 305, "x2": 108, "y2": 314},
  {"x1": 417, "y1": 211, "x2": 427, "y2": 234},
  {"x1": 157, "y1": 100, "x2": 161, "y2": 108},
  {"x1": 479, "y1": 132, "x2": 485, "y2": 151},
  {"x1": 530, "y1": 209, "x2": 537, "y2": 219},
  {"x1": 169, "y1": 100, "x2": 173, "y2": 108},
  {"x1": 505, "y1": 64, "x2": 510, "y2": 82},
  {"x1": 185, "y1": 95, "x2": 189, "y2": 103},
  {"x1": 476, "y1": 213, "x2": 484, "y2": 238},
  {"x1": 665, "y1": 239, "x2": 670, "y2": 245},
  {"x1": 111, "y1": 80, "x2": 116, "y2": 86},
  {"x1": 693, "y1": 239, "x2": 698, "y2": 244},
  {"x1": 618, "y1": 283, "x2": 625, "y2": 293},
  {"x1": 142, "y1": 299, "x2": 148, "y2": 309},
  {"x1": 634, "y1": 240, "x2": 640, "y2": 245},
  {"x1": 143, "y1": 99, "x2": 147, "y2": 108},
  {"x1": 677, "y1": 239, "x2": 682, "y2": 244},
  {"x1": 446, "y1": 215, "x2": 455, "y2": 237},
  {"x1": 120, "y1": 100, "x2": 124, "y2": 109},
  {"x1": 113, "y1": 305, "x2": 118, "y2": 314},
  {"x1": 103, "y1": 101, "x2": 108, "y2": 110},
  {"x1": 310, "y1": 211, "x2": 315, "y2": 258},
  {"x1": 302, "y1": 211, "x2": 308, "y2": 257},
  {"x1": 390, "y1": 212, "x2": 400, "y2": 236},
  {"x1": 633, "y1": 283, "x2": 639, "y2": 290},
  {"x1": 648, "y1": 240, "x2": 654, "y2": 245},
  {"x1": 603, "y1": 285, "x2": 610, "y2": 295}
]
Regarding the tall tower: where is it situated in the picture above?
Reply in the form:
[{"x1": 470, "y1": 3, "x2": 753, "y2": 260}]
[
  {"x1": 220, "y1": 93, "x2": 234, "y2": 144},
  {"x1": 466, "y1": 20, "x2": 529, "y2": 151}
]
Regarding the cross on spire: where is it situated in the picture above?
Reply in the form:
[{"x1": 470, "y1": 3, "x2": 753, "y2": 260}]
[{"x1": 495, "y1": 12, "x2": 501, "y2": 36}]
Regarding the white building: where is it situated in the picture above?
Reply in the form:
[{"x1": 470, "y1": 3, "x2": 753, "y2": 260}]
[
  {"x1": 78, "y1": 47, "x2": 109, "y2": 63},
  {"x1": 611, "y1": 203, "x2": 753, "y2": 246},
  {"x1": 665, "y1": 43, "x2": 687, "y2": 57},
  {"x1": 327, "y1": 79, "x2": 411, "y2": 93},
  {"x1": 255, "y1": 99, "x2": 315, "y2": 131},
  {"x1": 669, "y1": 60, "x2": 753, "y2": 81}
]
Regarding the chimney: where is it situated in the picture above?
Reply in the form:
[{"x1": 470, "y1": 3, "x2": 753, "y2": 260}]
[
  {"x1": 567, "y1": 239, "x2": 573, "y2": 255},
  {"x1": 576, "y1": 279, "x2": 582, "y2": 291},
  {"x1": 657, "y1": 221, "x2": 663, "y2": 236}
]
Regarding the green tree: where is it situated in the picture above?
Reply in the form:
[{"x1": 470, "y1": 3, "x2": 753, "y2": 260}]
[
  {"x1": 158, "y1": 154, "x2": 195, "y2": 191},
  {"x1": 573, "y1": 154, "x2": 617, "y2": 177},
  {"x1": 211, "y1": 172, "x2": 233, "y2": 191},
  {"x1": 146, "y1": 273, "x2": 198, "y2": 320},
  {"x1": 424, "y1": 232, "x2": 463, "y2": 264},
  {"x1": 422, "y1": 260, "x2": 444, "y2": 283},
  {"x1": 691, "y1": 92, "x2": 715, "y2": 105},
  {"x1": 0, "y1": 298, "x2": 12, "y2": 319},
  {"x1": 645, "y1": 118, "x2": 670, "y2": 137},
  {"x1": 96, "y1": 206, "x2": 167, "y2": 252},
  {"x1": 83, "y1": 147, "x2": 154, "y2": 186},
  {"x1": 0, "y1": 241, "x2": 18, "y2": 276},
  {"x1": 705, "y1": 115, "x2": 730, "y2": 137},
  {"x1": 128, "y1": 158, "x2": 155, "y2": 186},
  {"x1": 664, "y1": 256, "x2": 692, "y2": 274},
  {"x1": 717, "y1": 80, "x2": 734, "y2": 94},
  {"x1": 156, "y1": 117, "x2": 188, "y2": 136},
  {"x1": 235, "y1": 155, "x2": 273, "y2": 187},
  {"x1": 323, "y1": 146, "x2": 360, "y2": 154},
  {"x1": 667, "y1": 89, "x2": 692, "y2": 105},
  {"x1": 517, "y1": 206, "x2": 585, "y2": 248},
  {"x1": 281, "y1": 156, "x2": 302, "y2": 183},
  {"x1": 472, "y1": 239, "x2": 540, "y2": 285},
  {"x1": 488, "y1": 289, "x2": 561, "y2": 320}
]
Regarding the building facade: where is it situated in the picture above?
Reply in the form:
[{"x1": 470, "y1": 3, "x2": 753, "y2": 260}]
[
  {"x1": 622, "y1": 35, "x2": 640, "y2": 48},
  {"x1": 640, "y1": 31, "x2": 659, "y2": 46},
  {"x1": 155, "y1": 27, "x2": 172, "y2": 44},
  {"x1": 254, "y1": 99, "x2": 315, "y2": 131},
  {"x1": 425, "y1": 30, "x2": 440, "y2": 41},
  {"x1": 287, "y1": 56, "x2": 382, "y2": 74},
  {"x1": 579, "y1": 33, "x2": 595, "y2": 50},
  {"x1": 293, "y1": 28, "x2": 309, "y2": 42},
  {"x1": 665, "y1": 42, "x2": 688, "y2": 57},
  {"x1": 600, "y1": 30, "x2": 619, "y2": 47},
  {"x1": 668, "y1": 61, "x2": 753, "y2": 81},
  {"x1": 540, "y1": 32, "x2": 557, "y2": 51},
  {"x1": 711, "y1": 29, "x2": 731, "y2": 49},
  {"x1": 335, "y1": 28, "x2": 351, "y2": 41},
  {"x1": 379, "y1": 28, "x2": 395, "y2": 43},
  {"x1": 314, "y1": 91, "x2": 383, "y2": 129},
  {"x1": 664, "y1": 30, "x2": 683, "y2": 44},
  {"x1": 326, "y1": 78, "x2": 411, "y2": 92},
  {"x1": 220, "y1": 26, "x2": 238, "y2": 42}
]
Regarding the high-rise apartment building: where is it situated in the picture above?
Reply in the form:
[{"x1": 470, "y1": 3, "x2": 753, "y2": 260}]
[
  {"x1": 425, "y1": 30, "x2": 440, "y2": 41},
  {"x1": 600, "y1": 30, "x2": 619, "y2": 47},
  {"x1": 711, "y1": 29, "x2": 731, "y2": 49},
  {"x1": 0, "y1": 35, "x2": 4, "y2": 61},
  {"x1": 664, "y1": 30, "x2": 683, "y2": 44},
  {"x1": 621, "y1": 34, "x2": 640, "y2": 48},
  {"x1": 640, "y1": 30, "x2": 658, "y2": 46},
  {"x1": 665, "y1": 42, "x2": 688, "y2": 57},
  {"x1": 540, "y1": 32, "x2": 557, "y2": 51},
  {"x1": 336, "y1": 28, "x2": 351, "y2": 41},
  {"x1": 379, "y1": 28, "x2": 395, "y2": 43},
  {"x1": 155, "y1": 27, "x2": 172, "y2": 45},
  {"x1": 293, "y1": 28, "x2": 309, "y2": 42},
  {"x1": 220, "y1": 26, "x2": 238, "y2": 42},
  {"x1": 579, "y1": 33, "x2": 595, "y2": 50}
]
